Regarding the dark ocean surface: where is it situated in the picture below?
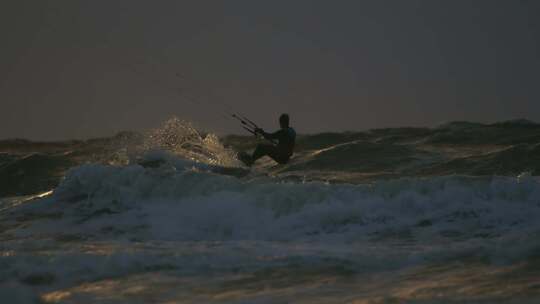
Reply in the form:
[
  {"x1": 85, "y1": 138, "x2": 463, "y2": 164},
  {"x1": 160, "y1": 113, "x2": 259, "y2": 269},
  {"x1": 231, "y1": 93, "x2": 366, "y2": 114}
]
[{"x1": 1, "y1": 118, "x2": 540, "y2": 303}]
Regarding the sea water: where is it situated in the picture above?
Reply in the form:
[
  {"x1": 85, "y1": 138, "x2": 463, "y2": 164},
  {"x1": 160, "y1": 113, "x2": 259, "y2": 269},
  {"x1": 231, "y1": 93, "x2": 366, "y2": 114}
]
[{"x1": 1, "y1": 118, "x2": 540, "y2": 303}]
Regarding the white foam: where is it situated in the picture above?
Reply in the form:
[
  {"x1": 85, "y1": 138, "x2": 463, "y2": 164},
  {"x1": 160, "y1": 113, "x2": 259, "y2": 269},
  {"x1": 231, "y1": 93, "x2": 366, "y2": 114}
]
[
  {"x1": 5, "y1": 161, "x2": 537, "y2": 248},
  {"x1": 2, "y1": 163, "x2": 540, "y2": 300}
]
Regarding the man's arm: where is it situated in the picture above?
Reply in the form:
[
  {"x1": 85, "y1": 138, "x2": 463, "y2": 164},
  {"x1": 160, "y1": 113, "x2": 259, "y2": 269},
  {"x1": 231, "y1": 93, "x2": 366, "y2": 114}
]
[{"x1": 255, "y1": 128, "x2": 281, "y2": 140}]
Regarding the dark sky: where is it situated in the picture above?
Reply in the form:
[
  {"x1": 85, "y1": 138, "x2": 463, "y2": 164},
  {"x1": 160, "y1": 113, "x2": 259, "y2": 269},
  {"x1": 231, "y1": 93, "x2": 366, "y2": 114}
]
[{"x1": 1, "y1": 0, "x2": 540, "y2": 140}]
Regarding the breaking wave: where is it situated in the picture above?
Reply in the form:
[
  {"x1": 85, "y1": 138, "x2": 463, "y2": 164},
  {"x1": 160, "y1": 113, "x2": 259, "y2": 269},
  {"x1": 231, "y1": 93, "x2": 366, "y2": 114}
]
[
  {"x1": 2, "y1": 118, "x2": 540, "y2": 303},
  {"x1": 6, "y1": 161, "x2": 540, "y2": 255}
]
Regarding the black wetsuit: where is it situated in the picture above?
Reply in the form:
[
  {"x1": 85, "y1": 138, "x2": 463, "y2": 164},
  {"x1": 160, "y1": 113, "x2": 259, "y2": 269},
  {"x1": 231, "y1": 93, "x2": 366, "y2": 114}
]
[{"x1": 252, "y1": 127, "x2": 296, "y2": 164}]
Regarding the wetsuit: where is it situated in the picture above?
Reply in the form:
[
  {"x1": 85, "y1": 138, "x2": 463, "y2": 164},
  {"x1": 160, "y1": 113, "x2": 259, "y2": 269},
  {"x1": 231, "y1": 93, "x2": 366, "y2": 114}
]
[{"x1": 252, "y1": 127, "x2": 296, "y2": 164}]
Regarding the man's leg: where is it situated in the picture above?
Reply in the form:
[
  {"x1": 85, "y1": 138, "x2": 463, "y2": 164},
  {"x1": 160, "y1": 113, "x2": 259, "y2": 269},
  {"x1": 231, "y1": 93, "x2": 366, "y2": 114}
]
[
  {"x1": 251, "y1": 144, "x2": 274, "y2": 162},
  {"x1": 251, "y1": 144, "x2": 288, "y2": 164}
]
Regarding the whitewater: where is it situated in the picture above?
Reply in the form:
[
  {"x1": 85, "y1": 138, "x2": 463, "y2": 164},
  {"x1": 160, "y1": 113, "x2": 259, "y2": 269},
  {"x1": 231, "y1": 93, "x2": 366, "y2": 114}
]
[{"x1": 1, "y1": 118, "x2": 540, "y2": 303}]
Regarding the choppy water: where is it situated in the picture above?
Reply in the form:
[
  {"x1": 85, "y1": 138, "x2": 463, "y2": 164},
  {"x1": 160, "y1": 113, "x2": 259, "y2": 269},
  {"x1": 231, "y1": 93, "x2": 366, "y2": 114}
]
[{"x1": 1, "y1": 118, "x2": 540, "y2": 303}]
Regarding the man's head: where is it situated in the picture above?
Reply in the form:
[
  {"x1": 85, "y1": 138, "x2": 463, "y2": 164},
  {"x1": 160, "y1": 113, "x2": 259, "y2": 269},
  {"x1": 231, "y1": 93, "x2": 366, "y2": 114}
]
[{"x1": 279, "y1": 113, "x2": 290, "y2": 128}]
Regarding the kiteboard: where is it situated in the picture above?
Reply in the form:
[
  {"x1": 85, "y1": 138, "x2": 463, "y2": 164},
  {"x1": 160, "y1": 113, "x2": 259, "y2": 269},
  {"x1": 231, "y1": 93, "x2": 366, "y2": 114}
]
[{"x1": 237, "y1": 151, "x2": 253, "y2": 167}]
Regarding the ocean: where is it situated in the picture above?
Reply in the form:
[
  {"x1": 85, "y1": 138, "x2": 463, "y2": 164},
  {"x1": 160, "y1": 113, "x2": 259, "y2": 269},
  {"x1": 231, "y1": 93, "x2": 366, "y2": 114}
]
[{"x1": 1, "y1": 117, "x2": 540, "y2": 303}]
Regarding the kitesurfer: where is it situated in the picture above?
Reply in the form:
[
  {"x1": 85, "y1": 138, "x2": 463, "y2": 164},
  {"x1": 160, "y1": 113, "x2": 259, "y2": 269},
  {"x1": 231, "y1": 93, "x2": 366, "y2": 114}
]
[{"x1": 240, "y1": 113, "x2": 296, "y2": 166}]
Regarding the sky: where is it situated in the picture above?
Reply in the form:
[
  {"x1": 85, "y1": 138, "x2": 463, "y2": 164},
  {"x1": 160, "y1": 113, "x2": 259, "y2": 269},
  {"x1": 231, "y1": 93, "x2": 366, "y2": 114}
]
[{"x1": 1, "y1": 0, "x2": 540, "y2": 140}]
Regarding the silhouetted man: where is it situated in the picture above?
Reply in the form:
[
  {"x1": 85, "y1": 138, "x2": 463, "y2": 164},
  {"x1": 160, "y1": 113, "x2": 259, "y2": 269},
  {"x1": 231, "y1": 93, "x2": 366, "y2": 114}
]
[{"x1": 240, "y1": 113, "x2": 296, "y2": 166}]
